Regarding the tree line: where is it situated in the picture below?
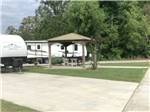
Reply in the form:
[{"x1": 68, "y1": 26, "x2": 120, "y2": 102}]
[{"x1": 6, "y1": 1, "x2": 150, "y2": 60}]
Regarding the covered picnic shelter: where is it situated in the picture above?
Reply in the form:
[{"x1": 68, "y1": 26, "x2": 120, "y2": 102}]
[{"x1": 48, "y1": 33, "x2": 91, "y2": 68}]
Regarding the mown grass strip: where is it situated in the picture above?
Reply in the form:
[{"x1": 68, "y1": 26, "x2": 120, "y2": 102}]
[
  {"x1": 24, "y1": 66, "x2": 147, "y2": 83},
  {"x1": 1, "y1": 100, "x2": 40, "y2": 112}
]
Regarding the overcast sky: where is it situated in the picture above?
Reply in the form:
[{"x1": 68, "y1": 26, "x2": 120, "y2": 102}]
[{"x1": 1, "y1": 0, "x2": 39, "y2": 33}]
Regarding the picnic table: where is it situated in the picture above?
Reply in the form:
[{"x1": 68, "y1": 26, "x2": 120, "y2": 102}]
[{"x1": 63, "y1": 57, "x2": 81, "y2": 66}]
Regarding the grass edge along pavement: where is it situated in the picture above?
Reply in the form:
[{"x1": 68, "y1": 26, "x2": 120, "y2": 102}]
[
  {"x1": 0, "y1": 100, "x2": 40, "y2": 112},
  {"x1": 23, "y1": 66, "x2": 147, "y2": 83},
  {"x1": 98, "y1": 62, "x2": 150, "y2": 67}
]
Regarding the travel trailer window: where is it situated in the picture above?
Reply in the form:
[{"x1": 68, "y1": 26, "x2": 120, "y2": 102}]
[
  {"x1": 37, "y1": 45, "x2": 41, "y2": 49},
  {"x1": 74, "y1": 44, "x2": 78, "y2": 51},
  {"x1": 27, "y1": 45, "x2": 31, "y2": 50},
  {"x1": 61, "y1": 45, "x2": 64, "y2": 50}
]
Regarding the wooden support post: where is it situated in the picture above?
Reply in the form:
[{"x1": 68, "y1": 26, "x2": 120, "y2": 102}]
[
  {"x1": 64, "y1": 45, "x2": 67, "y2": 58},
  {"x1": 82, "y1": 42, "x2": 85, "y2": 68},
  {"x1": 48, "y1": 43, "x2": 52, "y2": 68},
  {"x1": 64, "y1": 45, "x2": 68, "y2": 66}
]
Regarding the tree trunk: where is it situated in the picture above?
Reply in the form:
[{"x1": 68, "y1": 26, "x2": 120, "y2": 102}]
[{"x1": 92, "y1": 43, "x2": 97, "y2": 70}]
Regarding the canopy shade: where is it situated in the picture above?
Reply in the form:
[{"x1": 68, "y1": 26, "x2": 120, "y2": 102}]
[
  {"x1": 48, "y1": 33, "x2": 91, "y2": 43},
  {"x1": 48, "y1": 33, "x2": 92, "y2": 68}
]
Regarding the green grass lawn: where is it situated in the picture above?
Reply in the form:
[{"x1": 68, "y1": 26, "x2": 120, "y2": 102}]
[
  {"x1": 23, "y1": 66, "x2": 147, "y2": 83},
  {"x1": 98, "y1": 62, "x2": 150, "y2": 66},
  {"x1": 0, "y1": 100, "x2": 39, "y2": 112}
]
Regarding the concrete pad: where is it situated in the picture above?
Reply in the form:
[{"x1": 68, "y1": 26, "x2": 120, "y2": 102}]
[
  {"x1": 123, "y1": 68, "x2": 150, "y2": 112},
  {"x1": 1, "y1": 72, "x2": 138, "y2": 112}
]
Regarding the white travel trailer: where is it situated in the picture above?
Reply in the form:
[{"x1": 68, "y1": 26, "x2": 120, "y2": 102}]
[
  {"x1": 0, "y1": 35, "x2": 27, "y2": 68},
  {"x1": 25, "y1": 40, "x2": 87, "y2": 64}
]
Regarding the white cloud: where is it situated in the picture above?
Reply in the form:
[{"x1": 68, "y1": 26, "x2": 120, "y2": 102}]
[{"x1": 1, "y1": 0, "x2": 40, "y2": 33}]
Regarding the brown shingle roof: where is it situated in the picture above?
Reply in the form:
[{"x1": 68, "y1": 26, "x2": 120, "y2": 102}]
[{"x1": 48, "y1": 33, "x2": 91, "y2": 42}]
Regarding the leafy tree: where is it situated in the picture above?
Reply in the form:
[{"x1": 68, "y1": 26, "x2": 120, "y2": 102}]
[
  {"x1": 34, "y1": 0, "x2": 70, "y2": 39},
  {"x1": 5, "y1": 26, "x2": 18, "y2": 34},
  {"x1": 34, "y1": 15, "x2": 70, "y2": 40},
  {"x1": 142, "y1": 2, "x2": 150, "y2": 57},
  {"x1": 5, "y1": 1, "x2": 150, "y2": 59},
  {"x1": 117, "y1": 2, "x2": 150, "y2": 58},
  {"x1": 100, "y1": 1, "x2": 150, "y2": 59},
  {"x1": 18, "y1": 16, "x2": 37, "y2": 40},
  {"x1": 100, "y1": 1, "x2": 121, "y2": 59},
  {"x1": 65, "y1": 1, "x2": 105, "y2": 36},
  {"x1": 143, "y1": 2, "x2": 150, "y2": 36},
  {"x1": 64, "y1": 1, "x2": 106, "y2": 68},
  {"x1": 36, "y1": 0, "x2": 69, "y2": 17}
]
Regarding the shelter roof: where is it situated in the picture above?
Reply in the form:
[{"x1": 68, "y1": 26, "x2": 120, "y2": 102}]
[{"x1": 48, "y1": 33, "x2": 91, "y2": 43}]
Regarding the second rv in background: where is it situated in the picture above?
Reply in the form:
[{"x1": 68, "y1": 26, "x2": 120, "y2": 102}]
[{"x1": 25, "y1": 40, "x2": 87, "y2": 64}]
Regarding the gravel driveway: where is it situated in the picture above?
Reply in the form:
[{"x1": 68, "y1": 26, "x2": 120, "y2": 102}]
[{"x1": 1, "y1": 72, "x2": 138, "y2": 112}]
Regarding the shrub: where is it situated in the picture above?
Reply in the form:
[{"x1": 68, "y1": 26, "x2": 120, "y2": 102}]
[{"x1": 51, "y1": 57, "x2": 63, "y2": 65}]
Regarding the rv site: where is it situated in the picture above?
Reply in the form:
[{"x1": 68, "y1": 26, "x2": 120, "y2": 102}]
[{"x1": 0, "y1": 1, "x2": 150, "y2": 112}]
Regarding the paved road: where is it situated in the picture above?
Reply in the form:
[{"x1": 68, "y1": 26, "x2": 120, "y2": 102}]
[
  {"x1": 123, "y1": 68, "x2": 150, "y2": 112},
  {"x1": 1, "y1": 72, "x2": 137, "y2": 112}
]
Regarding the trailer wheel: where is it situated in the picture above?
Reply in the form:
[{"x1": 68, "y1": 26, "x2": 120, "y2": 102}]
[{"x1": 12, "y1": 58, "x2": 23, "y2": 72}]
